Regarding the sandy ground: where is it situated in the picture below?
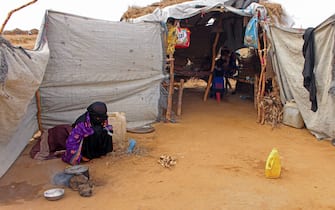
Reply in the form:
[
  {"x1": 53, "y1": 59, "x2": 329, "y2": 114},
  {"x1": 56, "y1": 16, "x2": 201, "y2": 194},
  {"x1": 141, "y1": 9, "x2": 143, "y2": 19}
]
[
  {"x1": 3, "y1": 34, "x2": 37, "y2": 50},
  {"x1": 1, "y1": 84, "x2": 335, "y2": 210}
]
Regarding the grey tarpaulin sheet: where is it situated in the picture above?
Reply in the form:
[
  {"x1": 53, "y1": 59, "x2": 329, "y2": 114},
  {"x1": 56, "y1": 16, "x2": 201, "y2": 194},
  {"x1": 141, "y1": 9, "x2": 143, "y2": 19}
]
[
  {"x1": 269, "y1": 16, "x2": 335, "y2": 139},
  {"x1": 131, "y1": 0, "x2": 293, "y2": 27},
  {"x1": 38, "y1": 10, "x2": 165, "y2": 129},
  {"x1": 133, "y1": 0, "x2": 252, "y2": 23},
  {"x1": 0, "y1": 41, "x2": 49, "y2": 178},
  {"x1": 0, "y1": 10, "x2": 165, "y2": 178}
]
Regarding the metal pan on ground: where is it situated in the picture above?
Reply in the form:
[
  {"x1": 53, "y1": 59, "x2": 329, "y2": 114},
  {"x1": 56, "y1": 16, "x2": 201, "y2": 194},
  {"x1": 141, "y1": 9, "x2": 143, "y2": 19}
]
[
  {"x1": 127, "y1": 125, "x2": 155, "y2": 134},
  {"x1": 64, "y1": 165, "x2": 89, "y2": 178},
  {"x1": 44, "y1": 188, "x2": 65, "y2": 201}
]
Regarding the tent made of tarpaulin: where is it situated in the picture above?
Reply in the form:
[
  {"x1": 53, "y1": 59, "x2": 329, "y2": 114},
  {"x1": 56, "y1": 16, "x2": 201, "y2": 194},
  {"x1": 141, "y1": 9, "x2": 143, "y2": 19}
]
[
  {"x1": 269, "y1": 15, "x2": 335, "y2": 140},
  {"x1": 130, "y1": 0, "x2": 334, "y2": 139},
  {"x1": 128, "y1": 1, "x2": 293, "y2": 80},
  {"x1": 130, "y1": 1, "x2": 275, "y2": 99},
  {"x1": 0, "y1": 10, "x2": 165, "y2": 178},
  {"x1": 130, "y1": 0, "x2": 291, "y2": 53}
]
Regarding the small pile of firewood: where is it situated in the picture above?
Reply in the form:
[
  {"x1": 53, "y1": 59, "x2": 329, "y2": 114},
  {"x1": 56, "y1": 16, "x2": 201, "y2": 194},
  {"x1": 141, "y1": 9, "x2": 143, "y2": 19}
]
[{"x1": 260, "y1": 93, "x2": 283, "y2": 127}]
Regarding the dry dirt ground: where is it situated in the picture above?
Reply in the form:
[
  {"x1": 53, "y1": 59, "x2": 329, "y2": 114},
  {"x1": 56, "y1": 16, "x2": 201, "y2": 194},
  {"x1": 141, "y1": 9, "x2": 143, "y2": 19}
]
[
  {"x1": 1, "y1": 85, "x2": 335, "y2": 210},
  {"x1": 3, "y1": 34, "x2": 37, "y2": 49},
  {"x1": 1, "y1": 35, "x2": 335, "y2": 210}
]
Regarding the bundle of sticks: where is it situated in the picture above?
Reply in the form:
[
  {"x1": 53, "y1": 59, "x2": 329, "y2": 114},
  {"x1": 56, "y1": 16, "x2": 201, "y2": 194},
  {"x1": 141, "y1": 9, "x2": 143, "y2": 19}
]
[
  {"x1": 257, "y1": 75, "x2": 283, "y2": 127},
  {"x1": 259, "y1": 93, "x2": 283, "y2": 128}
]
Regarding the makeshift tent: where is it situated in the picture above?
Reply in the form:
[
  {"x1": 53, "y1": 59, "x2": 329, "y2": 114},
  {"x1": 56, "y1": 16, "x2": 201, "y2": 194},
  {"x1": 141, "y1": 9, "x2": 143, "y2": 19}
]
[
  {"x1": 269, "y1": 15, "x2": 335, "y2": 140},
  {"x1": 125, "y1": 0, "x2": 334, "y2": 138},
  {"x1": 0, "y1": 10, "x2": 165, "y2": 178},
  {"x1": 124, "y1": 0, "x2": 289, "y2": 116}
]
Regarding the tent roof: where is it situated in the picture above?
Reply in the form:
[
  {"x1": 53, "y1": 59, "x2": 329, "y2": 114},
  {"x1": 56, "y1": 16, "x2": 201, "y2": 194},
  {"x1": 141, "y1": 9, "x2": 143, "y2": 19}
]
[
  {"x1": 124, "y1": 0, "x2": 255, "y2": 23},
  {"x1": 122, "y1": 0, "x2": 288, "y2": 26}
]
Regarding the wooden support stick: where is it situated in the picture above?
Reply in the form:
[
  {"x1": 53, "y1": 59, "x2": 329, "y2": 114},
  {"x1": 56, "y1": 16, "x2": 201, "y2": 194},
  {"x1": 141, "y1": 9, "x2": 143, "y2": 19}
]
[
  {"x1": 260, "y1": 32, "x2": 268, "y2": 124},
  {"x1": 254, "y1": 74, "x2": 258, "y2": 110},
  {"x1": 257, "y1": 67, "x2": 264, "y2": 104},
  {"x1": 256, "y1": 44, "x2": 263, "y2": 122},
  {"x1": 256, "y1": 29, "x2": 268, "y2": 123},
  {"x1": 203, "y1": 31, "x2": 220, "y2": 101},
  {"x1": 257, "y1": 71, "x2": 266, "y2": 123},
  {"x1": 260, "y1": 32, "x2": 267, "y2": 97},
  {"x1": 166, "y1": 54, "x2": 175, "y2": 121},
  {"x1": 177, "y1": 79, "x2": 184, "y2": 116},
  {"x1": 35, "y1": 89, "x2": 43, "y2": 131},
  {"x1": 0, "y1": 0, "x2": 38, "y2": 33},
  {"x1": 257, "y1": 98, "x2": 262, "y2": 123},
  {"x1": 260, "y1": 103, "x2": 265, "y2": 124}
]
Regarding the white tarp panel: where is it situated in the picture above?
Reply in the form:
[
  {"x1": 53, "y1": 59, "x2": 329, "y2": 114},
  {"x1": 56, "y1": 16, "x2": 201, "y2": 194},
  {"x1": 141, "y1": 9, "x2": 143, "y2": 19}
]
[
  {"x1": 133, "y1": 0, "x2": 251, "y2": 23},
  {"x1": 0, "y1": 10, "x2": 165, "y2": 178},
  {"x1": 38, "y1": 10, "x2": 165, "y2": 129},
  {"x1": 269, "y1": 16, "x2": 335, "y2": 139},
  {"x1": 132, "y1": 0, "x2": 293, "y2": 27},
  {"x1": 0, "y1": 41, "x2": 49, "y2": 178}
]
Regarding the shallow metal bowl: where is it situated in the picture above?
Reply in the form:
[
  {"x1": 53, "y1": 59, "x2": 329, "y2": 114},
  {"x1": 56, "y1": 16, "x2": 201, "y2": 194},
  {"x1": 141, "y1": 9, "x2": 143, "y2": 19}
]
[
  {"x1": 64, "y1": 165, "x2": 89, "y2": 175},
  {"x1": 44, "y1": 188, "x2": 64, "y2": 201},
  {"x1": 64, "y1": 165, "x2": 89, "y2": 179}
]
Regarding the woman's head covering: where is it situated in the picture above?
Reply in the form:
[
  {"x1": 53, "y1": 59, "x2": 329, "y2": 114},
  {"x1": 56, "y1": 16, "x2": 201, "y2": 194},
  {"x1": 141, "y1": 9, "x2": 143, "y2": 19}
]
[{"x1": 87, "y1": 101, "x2": 108, "y2": 125}]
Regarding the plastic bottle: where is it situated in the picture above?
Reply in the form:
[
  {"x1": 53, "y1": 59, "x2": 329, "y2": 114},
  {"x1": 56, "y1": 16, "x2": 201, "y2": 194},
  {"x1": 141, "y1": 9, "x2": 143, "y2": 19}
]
[{"x1": 265, "y1": 148, "x2": 281, "y2": 178}]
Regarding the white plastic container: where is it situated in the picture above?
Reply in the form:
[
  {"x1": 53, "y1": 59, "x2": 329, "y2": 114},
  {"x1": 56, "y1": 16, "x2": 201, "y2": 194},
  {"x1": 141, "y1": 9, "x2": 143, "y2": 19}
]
[
  {"x1": 282, "y1": 101, "x2": 304, "y2": 129},
  {"x1": 107, "y1": 112, "x2": 127, "y2": 150}
]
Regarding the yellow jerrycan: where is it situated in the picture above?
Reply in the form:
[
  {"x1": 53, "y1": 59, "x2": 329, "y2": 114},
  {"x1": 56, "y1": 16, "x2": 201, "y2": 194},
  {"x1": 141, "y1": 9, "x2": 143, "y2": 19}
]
[{"x1": 265, "y1": 148, "x2": 281, "y2": 178}]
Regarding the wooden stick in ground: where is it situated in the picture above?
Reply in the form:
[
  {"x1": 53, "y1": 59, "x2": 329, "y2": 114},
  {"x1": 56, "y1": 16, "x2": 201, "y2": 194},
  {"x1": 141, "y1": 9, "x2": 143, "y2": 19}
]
[
  {"x1": 0, "y1": 0, "x2": 38, "y2": 34},
  {"x1": 259, "y1": 31, "x2": 268, "y2": 124},
  {"x1": 257, "y1": 97, "x2": 262, "y2": 123},
  {"x1": 254, "y1": 74, "x2": 258, "y2": 109},
  {"x1": 257, "y1": 67, "x2": 266, "y2": 123},
  {"x1": 256, "y1": 37, "x2": 264, "y2": 123},
  {"x1": 260, "y1": 31, "x2": 267, "y2": 97},
  {"x1": 35, "y1": 89, "x2": 43, "y2": 131},
  {"x1": 203, "y1": 31, "x2": 221, "y2": 101},
  {"x1": 166, "y1": 54, "x2": 175, "y2": 122},
  {"x1": 260, "y1": 102, "x2": 266, "y2": 124},
  {"x1": 177, "y1": 79, "x2": 184, "y2": 116},
  {"x1": 256, "y1": 28, "x2": 268, "y2": 123}
]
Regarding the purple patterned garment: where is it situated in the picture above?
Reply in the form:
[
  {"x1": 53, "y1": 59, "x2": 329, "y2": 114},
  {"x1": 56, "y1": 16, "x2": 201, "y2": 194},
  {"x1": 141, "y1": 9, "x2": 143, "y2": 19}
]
[{"x1": 61, "y1": 112, "x2": 112, "y2": 165}]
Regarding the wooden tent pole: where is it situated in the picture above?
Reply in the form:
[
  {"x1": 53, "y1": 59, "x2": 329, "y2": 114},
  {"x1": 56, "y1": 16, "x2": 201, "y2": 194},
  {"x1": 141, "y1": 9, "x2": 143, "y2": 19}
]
[
  {"x1": 177, "y1": 79, "x2": 184, "y2": 116},
  {"x1": 256, "y1": 29, "x2": 267, "y2": 124},
  {"x1": 256, "y1": 40, "x2": 264, "y2": 122},
  {"x1": 203, "y1": 31, "x2": 221, "y2": 101},
  {"x1": 260, "y1": 31, "x2": 268, "y2": 124},
  {"x1": 261, "y1": 31, "x2": 267, "y2": 97},
  {"x1": 166, "y1": 54, "x2": 175, "y2": 121},
  {"x1": 254, "y1": 74, "x2": 259, "y2": 109},
  {"x1": 35, "y1": 89, "x2": 43, "y2": 131}
]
